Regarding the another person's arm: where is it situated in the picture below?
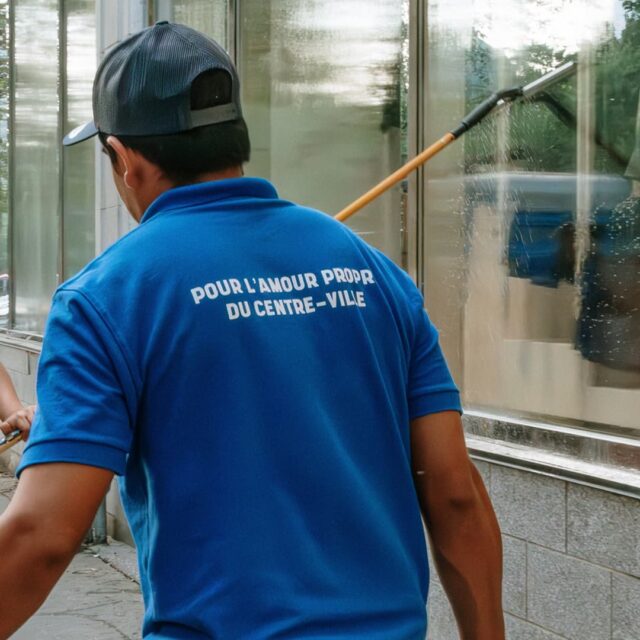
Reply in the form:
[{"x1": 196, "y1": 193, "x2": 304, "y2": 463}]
[
  {"x1": 411, "y1": 410, "x2": 504, "y2": 640},
  {"x1": 0, "y1": 363, "x2": 35, "y2": 441},
  {"x1": 0, "y1": 364, "x2": 22, "y2": 418},
  {"x1": 0, "y1": 463, "x2": 112, "y2": 638}
]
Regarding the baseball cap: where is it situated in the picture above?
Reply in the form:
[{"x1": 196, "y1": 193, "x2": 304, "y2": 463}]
[{"x1": 63, "y1": 21, "x2": 242, "y2": 146}]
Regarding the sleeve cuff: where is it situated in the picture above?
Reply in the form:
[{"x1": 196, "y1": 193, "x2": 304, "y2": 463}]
[
  {"x1": 16, "y1": 439, "x2": 127, "y2": 477},
  {"x1": 409, "y1": 389, "x2": 463, "y2": 420}
]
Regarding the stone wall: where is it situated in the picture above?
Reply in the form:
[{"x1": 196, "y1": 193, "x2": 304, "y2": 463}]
[{"x1": 428, "y1": 459, "x2": 640, "y2": 640}]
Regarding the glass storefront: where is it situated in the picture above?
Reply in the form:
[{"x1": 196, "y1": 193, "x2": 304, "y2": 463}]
[
  {"x1": 423, "y1": 0, "x2": 640, "y2": 433},
  {"x1": 1, "y1": 0, "x2": 637, "y2": 438},
  {"x1": 2, "y1": 0, "x2": 96, "y2": 332},
  {"x1": 63, "y1": 0, "x2": 97, "y2": 280},
  {"x1": 3, "y1": 0, "x2": 408, "y2": 332}
]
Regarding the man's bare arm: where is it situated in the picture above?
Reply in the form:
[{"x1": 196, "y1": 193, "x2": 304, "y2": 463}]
[
  {"x1": 0, "y1": 463, "x2": 113, "y2": 639},
  {"x1": 411, "y1": 411, "x2": 504, "y2": 640}
]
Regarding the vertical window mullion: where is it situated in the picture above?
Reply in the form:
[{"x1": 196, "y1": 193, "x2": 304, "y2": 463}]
[
  {"x1": 58, "y1": 0, "x2": 66, "y2": 284},
  {"x1": 7, "y1": 0, "x2": 15, "y2": 328},
  {"x1": 227, "y1": 0, "x2": 237, "y2": 62}
]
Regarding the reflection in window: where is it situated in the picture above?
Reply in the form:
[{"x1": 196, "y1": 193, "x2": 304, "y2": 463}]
[
  {"x1": 13, "y1": 0, "x2": 60, "y2": 331},
  {"x1": 240, "y1": 0, "x2": 408, "y2": 264},
  {"x1": 424, "y1": 0, "x2": 640, "y2": 432},
  {"x1": 7, "y1": 0, "x2": 96, "y2": 332},
  {"x1": 578, "y1": 9, "x2": 640, "y2": 385},
  {"x1": 153, "y1": 1, "x2": 408, "y2": 262},
  {"x1": 63, "y1": 0, "x2": 96, "y2": 279},
  {"x1": 154, "y1": 0, "x2": 228, "y2": 44}
]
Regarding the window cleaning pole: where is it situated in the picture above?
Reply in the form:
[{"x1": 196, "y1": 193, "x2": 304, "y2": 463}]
[
  {"x1": 334, "y1": 61, "x2": 577, "y2": 223},
  {"x1": 0, "y1": 429, "x2": 21, "y2": 454}
]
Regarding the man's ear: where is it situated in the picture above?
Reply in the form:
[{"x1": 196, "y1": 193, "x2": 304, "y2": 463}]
[{"x1": 106, "y1": 136, "x2": 136, "y2": 189}]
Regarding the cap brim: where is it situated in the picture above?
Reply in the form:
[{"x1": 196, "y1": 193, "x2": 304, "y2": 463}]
[{"x1": 63, "y1": 121, "x2": 99, "y2": 146}]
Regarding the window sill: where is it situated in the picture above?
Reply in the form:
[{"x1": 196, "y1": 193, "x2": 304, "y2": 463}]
[
  {"x1": 0, "y1": 329, "x2": 42, "y2": 354},
  {"x1": 464, "y1": 411, "x2": 640, "y2": 499}
]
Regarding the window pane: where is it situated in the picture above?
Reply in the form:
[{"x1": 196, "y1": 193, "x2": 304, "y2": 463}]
[
  {"x1": 154, "y1": 0, "x2": 228, "y2": 44},
  {"x1": 13, "y1": 0, "x2": 60, "y2": 331},
  {"x1": 240, "y1": 1, "x2": 408, "y2": 263},
  {"x1": 63, "y1": 0, "x2": 96, "y2": 279},
  {"x1": 424, "y1": 0, "x2": 640, "y2": 433},
  {"x1": 0, "y1": 0, "x2": 10, "y2": 326}
]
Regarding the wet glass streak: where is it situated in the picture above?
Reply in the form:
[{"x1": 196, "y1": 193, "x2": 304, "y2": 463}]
[
  {"x1": 425, "y1": 0, "x2": 640, "y2": 436},
  {"x1": 240, "y1": 0, "x2": 408, "y2": 264}
]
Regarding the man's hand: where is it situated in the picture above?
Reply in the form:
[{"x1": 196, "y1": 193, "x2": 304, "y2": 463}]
[
  {"x1": 0, "y1": 405, "x2": 36, "y2": 441},
  {"x1": 0, "y1": 463, "x2": 113, "y2": 638},
  {"x1": 411, "y1": 411, "x2": 504, "y2": 640}
]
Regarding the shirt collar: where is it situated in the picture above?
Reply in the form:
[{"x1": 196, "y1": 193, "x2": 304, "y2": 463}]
[{"x1": 140, "y1": 177, "x2": 279, "y2": 224}]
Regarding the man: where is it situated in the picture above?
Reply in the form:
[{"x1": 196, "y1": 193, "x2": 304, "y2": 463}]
[{"x1": 0, "y1": 22, "x2": 504, "y2": 639}]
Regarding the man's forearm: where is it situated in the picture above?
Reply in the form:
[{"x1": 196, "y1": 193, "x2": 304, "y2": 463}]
[
  {"x1": 0, "y1": 464, "x2": 113, "y2": 637},
  {"x1": 0, "y1": 513, "x2": 78, "y2": 638},
  {"x1": 425, "y1": 463, "x2": 504, "y2": 639}
]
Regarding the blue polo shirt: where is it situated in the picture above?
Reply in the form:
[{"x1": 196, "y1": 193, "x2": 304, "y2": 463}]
[{"x1": 19, "y1": 178, "x2": 461, "y2": 640}]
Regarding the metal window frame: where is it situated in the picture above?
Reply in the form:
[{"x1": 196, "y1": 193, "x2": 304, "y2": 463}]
[
  {"x1": 7, "y1": 0, "x2": 14, "y2": 329},
  {"x1": 406, "y1": 0, "x2": 424, "y2": 287},
  {"x1": 58, "y1": 0, "x2": 67, "y2": 286}
]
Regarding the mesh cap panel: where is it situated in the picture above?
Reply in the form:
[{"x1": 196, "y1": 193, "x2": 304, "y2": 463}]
[{"x1": 64, "y1": 22, "x2": 241, "y2": 145}]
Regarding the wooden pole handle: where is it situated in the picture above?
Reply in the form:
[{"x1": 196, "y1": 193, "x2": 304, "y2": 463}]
[{"x1": 335, "y1": 132, "x2": 456, "y2": 223}]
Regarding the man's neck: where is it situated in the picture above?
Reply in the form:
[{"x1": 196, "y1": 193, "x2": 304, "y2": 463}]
[
  {"x1": 132, "y1": 166, "x2": 245, "y2": 222},
  {"x1": 193, "y1": 166, "x2": 244, "y2": 184}
]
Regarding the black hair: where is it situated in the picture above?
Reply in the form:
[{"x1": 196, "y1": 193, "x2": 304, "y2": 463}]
[{"x1": 99, "y1": 69, "x2": 250, "y2": 185}]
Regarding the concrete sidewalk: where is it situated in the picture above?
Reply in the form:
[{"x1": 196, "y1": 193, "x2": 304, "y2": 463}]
[{"x1": 0, "y1": 474, "x2": 144, "y2": 639}]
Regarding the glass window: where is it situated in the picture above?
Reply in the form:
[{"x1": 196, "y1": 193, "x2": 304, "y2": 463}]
[
  {"x1": 154, "y1": 0, "x2": 228, "y2": 44},
  {"x1": 5, "y1": 0, "x2": 96, "y2": 332},
  {"x1": 63, "y1": 0, "x2": 97, "y2": 278},
  {"x1": 423, "y1": 0, "x2": 640, "y2": 433},
  {"x1": 13, "y1": 0, "x2": 60, "y2": 331},
  {"x1": 239, "y1": 0, "x2": 408, "y2": 264}
]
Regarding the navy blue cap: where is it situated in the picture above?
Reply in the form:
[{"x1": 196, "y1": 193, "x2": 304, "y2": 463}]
[{"x1": 63, "y1": 22, "x2": 242, "y2": 146}]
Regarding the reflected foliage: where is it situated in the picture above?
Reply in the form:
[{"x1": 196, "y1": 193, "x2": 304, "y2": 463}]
[{"x1": 464, "y1": 5, "x2": 640, "y2": 176}]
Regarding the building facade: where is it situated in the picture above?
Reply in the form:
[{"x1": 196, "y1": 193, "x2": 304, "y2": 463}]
[{"x1": 0, "y1": 1, "x2": 639, "y2": 638}]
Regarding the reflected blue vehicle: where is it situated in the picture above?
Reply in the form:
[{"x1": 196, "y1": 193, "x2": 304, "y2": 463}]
[{"x1": 460, "y1": 172, "x2": 639, "y2": 371}]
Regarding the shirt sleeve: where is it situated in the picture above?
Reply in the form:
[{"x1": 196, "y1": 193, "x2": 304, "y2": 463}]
[
  {"x1": 407, "y1": 298, "x2": 462, "y2": 420},
  {"x1": 17, "y1": 289, "x2": 138, "y2": 477}
]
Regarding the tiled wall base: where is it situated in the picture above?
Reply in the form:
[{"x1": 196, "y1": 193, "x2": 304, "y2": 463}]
[{"x1": 428, "y1": 459, "x2": 640, "y2": 640}]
